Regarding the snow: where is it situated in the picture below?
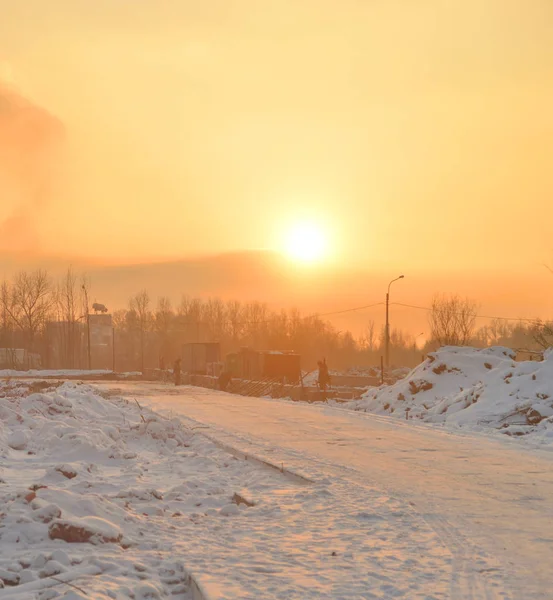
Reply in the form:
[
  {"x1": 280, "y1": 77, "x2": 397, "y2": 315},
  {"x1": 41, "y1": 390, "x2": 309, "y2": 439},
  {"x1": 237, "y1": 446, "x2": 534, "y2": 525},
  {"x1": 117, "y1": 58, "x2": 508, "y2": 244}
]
[
  {"x1": 7, "y1": 430, "x2": 30, "y2": 450},
  {"x1": 95, "y1": 380, "x2": 553, "y2": 599},
  {"x1": 346, "y1": 346, "x2": 553, "y2": 446},
  {"x1": 302, "y1": 366, "x2": 410, "y2": 387},
  {"x1": 0, "y1": 380, "x2": 300, "y2": 598},
  {"x1": 0, "y1": 369, "x2": 142, "y2": 379},
  {"x1": 3, "y1": 372, "x2": 553, "y2": 598},
  {"x1": 0, "y1": 369, "x2": 112, "y2": 378}
]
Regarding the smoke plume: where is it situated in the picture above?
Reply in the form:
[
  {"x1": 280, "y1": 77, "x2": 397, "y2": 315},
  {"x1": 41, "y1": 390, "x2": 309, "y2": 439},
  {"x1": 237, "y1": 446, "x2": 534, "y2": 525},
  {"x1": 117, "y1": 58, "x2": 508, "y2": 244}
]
[{"x1": 0, "y1": 81, "x2": 64, "y2": 254}]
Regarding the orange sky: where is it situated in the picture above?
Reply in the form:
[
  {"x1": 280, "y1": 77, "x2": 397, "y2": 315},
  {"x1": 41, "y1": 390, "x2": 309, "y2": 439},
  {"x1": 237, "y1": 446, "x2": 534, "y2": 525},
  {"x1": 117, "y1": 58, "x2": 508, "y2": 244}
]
[{"x1": 1, "y1": 0, "x2": 553, "y2": 322}]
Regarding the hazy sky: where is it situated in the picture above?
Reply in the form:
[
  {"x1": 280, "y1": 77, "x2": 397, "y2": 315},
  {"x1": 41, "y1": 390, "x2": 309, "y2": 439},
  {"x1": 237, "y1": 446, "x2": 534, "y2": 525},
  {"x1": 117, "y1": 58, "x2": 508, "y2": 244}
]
[{"x1": 1, "y1": 0, "x2": 553, "y2": 274}]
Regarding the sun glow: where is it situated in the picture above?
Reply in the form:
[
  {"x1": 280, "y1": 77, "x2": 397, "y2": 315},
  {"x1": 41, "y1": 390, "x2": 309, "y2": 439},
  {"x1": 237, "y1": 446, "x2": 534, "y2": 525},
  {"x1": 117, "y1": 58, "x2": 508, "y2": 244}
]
[{"x1": 284, "y1": 221, "x2": 328, "y2": 262}]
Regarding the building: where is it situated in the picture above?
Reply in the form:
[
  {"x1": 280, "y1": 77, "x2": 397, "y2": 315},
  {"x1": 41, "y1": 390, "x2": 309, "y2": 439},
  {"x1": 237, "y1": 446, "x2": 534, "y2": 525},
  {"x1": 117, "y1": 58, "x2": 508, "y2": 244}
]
[
  {"x1": 0, "y1": 348, "x2": 41, "y2": 370},
  {"x1": 225, "y1": 347, "x2": 301, "y2": 382},
  {"x1": 182, "y1": 342, "x2": 221, "y2": 374},
  {"x1": 88, "y1": 313, "x2": 114, "y2": 370}
]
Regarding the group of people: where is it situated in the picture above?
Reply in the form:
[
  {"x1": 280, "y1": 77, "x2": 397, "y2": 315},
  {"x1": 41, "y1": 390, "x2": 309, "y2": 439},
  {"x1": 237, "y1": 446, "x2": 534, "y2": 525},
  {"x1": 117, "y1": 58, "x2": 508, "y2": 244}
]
[
  {"x1": 163, "y1": 356, "x2": 229, "y2": 390},
  {"x1": 161, "y1": 354, "x2": 331, "y2": 394}
]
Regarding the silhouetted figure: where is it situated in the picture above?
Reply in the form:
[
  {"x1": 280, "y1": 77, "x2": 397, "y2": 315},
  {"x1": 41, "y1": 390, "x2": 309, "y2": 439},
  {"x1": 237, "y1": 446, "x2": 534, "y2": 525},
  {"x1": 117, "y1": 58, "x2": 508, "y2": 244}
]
[
  {"x1": 317, "y1": 358, "x2": 331, "y2": 398},
  {"x1": 173, "y1": 358, "x2": 181, "y2": 386},
  {"x1": 159, "y1": 355, "x2": 165, "y2": 371},
  {"x1": 218, "y1": 370, "x2": 232, "y2": 392}
]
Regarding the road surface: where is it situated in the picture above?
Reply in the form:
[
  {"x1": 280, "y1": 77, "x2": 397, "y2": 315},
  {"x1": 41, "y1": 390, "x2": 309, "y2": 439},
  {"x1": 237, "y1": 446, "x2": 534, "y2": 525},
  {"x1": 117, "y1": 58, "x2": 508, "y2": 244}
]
[{"x1": 99, "y1": 382, "x2": 553, "y2": 599}]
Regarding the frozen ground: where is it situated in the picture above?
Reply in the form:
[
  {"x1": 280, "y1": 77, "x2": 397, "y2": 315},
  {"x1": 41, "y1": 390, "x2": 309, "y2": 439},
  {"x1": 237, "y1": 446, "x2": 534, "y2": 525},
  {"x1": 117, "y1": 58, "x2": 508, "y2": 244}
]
[
  {"x1": 96, "y1": 380, "x2": 553, "y2": 599},
  {"x1": 346, "y1": 346, "x2": 553, "y2": 447},
  {"x1": 0, "y1": 381, "x2": 318, "y2": 599},
  {"x1": 0, "y1": 370, "x2": 141, "y2": 379},
  {"x1": 302, "y1": 365, "x2": 409, "y2": 387},
  {"x1": 0, "y1": 369, "x2": 108, "y2": 378},
  {"x1": 3, "y1": 377, "x2": 553, "y2": 599}
]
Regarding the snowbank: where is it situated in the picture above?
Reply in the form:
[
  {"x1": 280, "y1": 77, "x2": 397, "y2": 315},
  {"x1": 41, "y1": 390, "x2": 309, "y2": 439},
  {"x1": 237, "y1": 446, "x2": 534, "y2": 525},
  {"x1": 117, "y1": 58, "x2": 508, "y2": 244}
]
[
  {"x1": 0, "y1": 369, "x2": 142, "y2": 379},
  {"x1": 348, "y1": 346, "x2": 553, "y2": 446},
  {"x1": 0, "y1": 380, "x2": 264, "y2": 598},
  {"x1": 302, "y1": 366, "x2": 409, "y2": 387},
  {"x1": 0, "y1": 369, "x2": 112, "y2": 377}
]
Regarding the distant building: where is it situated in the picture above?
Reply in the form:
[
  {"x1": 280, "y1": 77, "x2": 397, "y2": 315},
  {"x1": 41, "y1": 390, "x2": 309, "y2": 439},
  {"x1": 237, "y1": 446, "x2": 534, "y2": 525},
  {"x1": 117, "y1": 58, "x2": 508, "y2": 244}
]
[
  {"x1": 0, "y1": 348, "x2": 41, "y2": 370},
  {"x1": 182, "y1": 342, "x2": 221, "y2": 375},
  {"x1": 45, "y1": 321, "x2": 87, "y2": 369},
  {"x1": 88, "y1": 314, "x2": 114, "y2": 370},
  {"x1": 224, "y1": 347, "x2": 301, "y2": 382},
  {"x1": 45, "y1": 315, "x2": 114, "y2": 370}
]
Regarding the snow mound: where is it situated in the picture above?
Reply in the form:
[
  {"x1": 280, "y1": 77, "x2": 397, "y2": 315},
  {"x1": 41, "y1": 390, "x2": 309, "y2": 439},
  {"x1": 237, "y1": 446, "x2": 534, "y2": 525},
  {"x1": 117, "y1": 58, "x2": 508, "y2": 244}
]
[
  {"x1": 0, "y1": 381, "x2": 202, "y2": 596},
  {"x1": 1, "y1": 379, "x2": 299, "y2": 597},
  {"x1": 348, "y1": 346, "x2": 553, "y2": 445},
  {"x1": 49, "y1": 516, "x2": 123, "y2": 545}
]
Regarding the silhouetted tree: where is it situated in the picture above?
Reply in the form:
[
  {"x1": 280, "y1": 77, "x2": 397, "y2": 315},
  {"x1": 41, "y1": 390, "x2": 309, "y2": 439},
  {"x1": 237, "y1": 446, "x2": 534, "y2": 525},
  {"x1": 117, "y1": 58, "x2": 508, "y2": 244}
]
[
  {"x1": 129, "y1": 290, "x2": 151, "y2": 373},
  {"x1": 429, "y1": 294, "x2": 477, "y2": 347}
]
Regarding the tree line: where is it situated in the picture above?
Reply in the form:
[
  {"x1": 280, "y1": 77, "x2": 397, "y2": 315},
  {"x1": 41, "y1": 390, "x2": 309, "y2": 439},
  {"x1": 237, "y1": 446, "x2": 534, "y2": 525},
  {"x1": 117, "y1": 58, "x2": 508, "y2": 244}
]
[{"x1": 0, "y1": 268, "x2": 551, "y2": 372}]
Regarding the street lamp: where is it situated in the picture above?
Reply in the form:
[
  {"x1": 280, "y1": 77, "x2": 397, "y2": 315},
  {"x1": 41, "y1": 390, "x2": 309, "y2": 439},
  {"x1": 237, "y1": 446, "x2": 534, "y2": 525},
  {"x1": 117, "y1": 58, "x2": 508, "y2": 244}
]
[
  {"x1": 413, "y1": 332, "x2": 424, "y2": 351},
  {"x1": 385, "y1": 275, "x2": 404, "y2": 369},
  {"x1": 81, "y1": 285, "x2": 91, "y2": 370}
]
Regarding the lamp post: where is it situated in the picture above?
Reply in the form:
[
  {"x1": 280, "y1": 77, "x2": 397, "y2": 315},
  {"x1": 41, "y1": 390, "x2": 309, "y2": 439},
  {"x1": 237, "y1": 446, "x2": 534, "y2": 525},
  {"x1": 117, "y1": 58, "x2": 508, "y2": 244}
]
[
  {"x1": 385, "y1": 275, "x2": 404, "y2": 369},
  {"x1": 81, "y1": 285, "x2": 91, "y2": 370},
  {"x1": 413, "y1": 332, "x2": 424, "y2": 355}
]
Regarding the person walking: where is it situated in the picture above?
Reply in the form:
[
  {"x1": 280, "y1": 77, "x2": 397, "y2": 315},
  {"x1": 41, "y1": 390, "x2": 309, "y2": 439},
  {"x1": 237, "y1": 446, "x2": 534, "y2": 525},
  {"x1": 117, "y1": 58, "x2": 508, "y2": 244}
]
[
  {"x1": 173, "y1": 357, "x2": 182, "y2": 386},
  {"x1": 317, "y1": 358, "x2": 331, "y2": 399},
  {"x1": 218, "y1": 370, "x2": 232, "y2": 392}
]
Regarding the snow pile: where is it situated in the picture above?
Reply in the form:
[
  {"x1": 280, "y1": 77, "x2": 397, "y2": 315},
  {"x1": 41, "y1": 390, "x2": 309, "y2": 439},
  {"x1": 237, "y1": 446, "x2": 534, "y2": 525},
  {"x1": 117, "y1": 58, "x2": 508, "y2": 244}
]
[
  {"x1": 348, "y1": 346, "x2": 553, "y2": 445},
  {"x1": 0, "y1": 369, "x2": 143, "y2": 379},
  {"x1": 0, "y1": 380, "x2": 263, "y2": 598},
  {"x1": 0, "y1": 369, "x2": 112, "y2": 378},
  {"x1": 341, "y1": 365, "x2": 411, "y2": 380},
  {"x1": 302, "y1": 366, "x2": 409, "y2": 387}
]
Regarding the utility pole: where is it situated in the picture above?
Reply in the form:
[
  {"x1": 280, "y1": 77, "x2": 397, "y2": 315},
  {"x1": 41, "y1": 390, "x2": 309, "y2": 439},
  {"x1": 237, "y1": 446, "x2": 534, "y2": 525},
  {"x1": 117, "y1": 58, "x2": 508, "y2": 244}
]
[
  {"x1": 385, "y1": 275, "x2": 405, "y2": 369},
  {"x1": 87, "y1": 313, "x2": 91, "y2": 370},
  {"x1": 82, "y1": 284, "x2": 91, "y2": 370},
  {"x1": 385, "y1": 292, "x2": 390, "y2": 368}
]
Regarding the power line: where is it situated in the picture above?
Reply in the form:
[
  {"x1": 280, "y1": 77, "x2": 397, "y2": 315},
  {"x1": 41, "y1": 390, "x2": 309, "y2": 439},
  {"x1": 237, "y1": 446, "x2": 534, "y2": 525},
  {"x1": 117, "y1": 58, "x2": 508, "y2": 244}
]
[
  {"x1": 390, "y1": 302, "x2": 543, "y2": 324},
  {"x1": 169, "y1": 300, "x2": 544, "y2": 328},
  {"x1": 170, "y1": 301, "x2": 385, "y2": 329},
  {"x1": 315, "y1": 302, "x2": 385, "y2": 318}
]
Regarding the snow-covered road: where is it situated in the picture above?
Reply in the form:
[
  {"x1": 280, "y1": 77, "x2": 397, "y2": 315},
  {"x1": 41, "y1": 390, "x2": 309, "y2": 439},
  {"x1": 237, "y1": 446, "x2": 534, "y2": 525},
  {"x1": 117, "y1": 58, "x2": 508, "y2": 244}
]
[{"x1": 99, "y1": 382, "x2": 553, "y2": 599}]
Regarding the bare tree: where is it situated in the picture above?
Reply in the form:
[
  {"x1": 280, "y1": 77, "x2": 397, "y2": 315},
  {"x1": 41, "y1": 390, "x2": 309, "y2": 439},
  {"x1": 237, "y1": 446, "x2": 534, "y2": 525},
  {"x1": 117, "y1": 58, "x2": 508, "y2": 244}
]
[
  {"x1": 0, "y1": 279, "x2": 18, "y2": 367},
  {"x1": 225, "y1": 300, "x2": 243, "y2": 348},
  {"x1": 429, "y1": 294, "x2": 477, "y2": 347},
  {"x1": 533, "y1": 320, "x2": 553, "y2": 350},
  {"x1": 155, "y1": 296, "x2": 174, "y2": 362},
  {"x1": 79, "y1": 274, "x2": 92, "y2": 369},
  {"x1": 359, "y1": 320, "x2": 377, "y2": 352},
  {"x1": 2, "y1": 270, "x2": 53, "y2": 365},
  {"x1": 55, "y1": 267, "x2": 79, "y2": 367},
  {"x1": 178, "y1": 296, "x2": 203, "y2": 342},
  {"x1": 129, "y1": 290, "x2": 151, "y2": 373}
]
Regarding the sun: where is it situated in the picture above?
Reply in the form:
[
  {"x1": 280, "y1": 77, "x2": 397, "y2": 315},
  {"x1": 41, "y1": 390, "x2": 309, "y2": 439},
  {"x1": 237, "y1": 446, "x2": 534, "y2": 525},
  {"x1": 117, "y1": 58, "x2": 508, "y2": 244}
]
[{"x1": 284, "y1": 221, "x2": 328, "y2": 262}]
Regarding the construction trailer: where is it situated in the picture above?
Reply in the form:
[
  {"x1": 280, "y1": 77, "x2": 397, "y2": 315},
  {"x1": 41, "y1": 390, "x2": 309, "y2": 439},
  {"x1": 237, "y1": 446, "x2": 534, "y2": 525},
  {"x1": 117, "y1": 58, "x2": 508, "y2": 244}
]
[
  {"x1": 182, "y1": 342, "x2": 221, "y2": 375},
  {"x1": 260, "y1": 352, "x2": 301, "y2": 383},
  {"x1": 225, "y1": 347, "x2": 262, "y2": 380},
  {"x1": 225, "y1": 347, "x2": 301, "y2": 383}
]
